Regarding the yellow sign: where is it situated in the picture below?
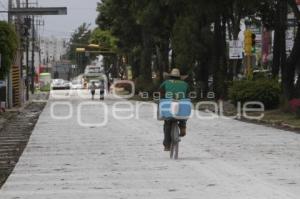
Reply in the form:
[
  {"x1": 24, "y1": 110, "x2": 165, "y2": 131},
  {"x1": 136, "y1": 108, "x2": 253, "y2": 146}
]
[
  {"x1": 76, "y1": 48, "x2": 85, "y2": 52},
  {"x1": 88, "y1": 44, "x2": 100, "y2": 48}
]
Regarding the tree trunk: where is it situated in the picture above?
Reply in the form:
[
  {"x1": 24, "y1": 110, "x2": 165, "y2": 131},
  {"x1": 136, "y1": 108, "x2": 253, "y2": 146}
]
[
  {"x1": 278, "y1": 0, "x2": 293, "y2": 99},
  {"x1": 140, "y1": 28, "x2": 153, "y2": 82},
  {"x1": 272, "y1": 2, "x2": 282, "y2": 78},
  {"x1": 286, "y1": 24, "x2": 300, "y2": 98},
  {"x1": 228, "y1": 3, "x2": 242, "y2": 79},
  {"x1": 213, "y1": 15, "x2": 226, "y2": 100},
  {"x1": 221, "y1": 16, "x2": 228, "y2": 97},
  {"x1": 195, "y1": 58, "x2": 209, "y2": 98},
  {"x1": 284, "y1": 0, "x2": 300, "y2": 98},
  {"x1": 158, "y1": 40, "x2": 170, "y2": 81}
]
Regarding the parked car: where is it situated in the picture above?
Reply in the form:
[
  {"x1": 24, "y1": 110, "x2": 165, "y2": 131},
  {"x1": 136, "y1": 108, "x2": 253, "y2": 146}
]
[
  {"x1": 71, "y1": 80, "x2": 84, "y2": 90},
  {"x1": 51, "y1": 79, "x2": 70, "y2": 90},
  {"x1": 64, "y1": 81, "x2": 71, "y2": 89}
]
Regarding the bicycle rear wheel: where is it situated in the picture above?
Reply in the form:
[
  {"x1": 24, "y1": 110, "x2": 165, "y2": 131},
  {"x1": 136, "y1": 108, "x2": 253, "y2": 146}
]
[
  {"x1": 170, "y1": 121, "x2": 180, "y2": 160},
  {"x1": 170, "y1": 144, "x2": 174, "y2": 159}
]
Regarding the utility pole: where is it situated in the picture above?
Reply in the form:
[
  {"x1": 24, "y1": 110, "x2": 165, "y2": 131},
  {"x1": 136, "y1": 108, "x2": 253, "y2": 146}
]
[
  {"x1": 8, "y1": 0, "x2": 12, "y2": 21},
  {"x1": 16, "y1": 0, "x2": 21, "y2": 78},
  {"x1": 16, "y1": 0, "x2": 23, "y2": 106},
  {"x1": 25, "y1": 0, "x2": 30, "y2": 100},
  {"x1": 25, "y1": 29, "x2": 29, "y2": 100},
  {"x1": 4, "y1": 0, "x2": 67, "y2": 105},
  {"x1": 6, "y1": 0, "x2": 13, "y2": 108},
  {"x1": 31, "y1": 16, "x2": 35, "y2": 94}
]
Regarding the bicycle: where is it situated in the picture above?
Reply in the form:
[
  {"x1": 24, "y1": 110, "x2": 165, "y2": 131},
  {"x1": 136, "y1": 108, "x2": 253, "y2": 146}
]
[
  {"x1": 169, "y1": 120, "x2": 181, "y2": 160},
  {"x1": 158, "y1": 99, "x2": 192, "y2": 160}
]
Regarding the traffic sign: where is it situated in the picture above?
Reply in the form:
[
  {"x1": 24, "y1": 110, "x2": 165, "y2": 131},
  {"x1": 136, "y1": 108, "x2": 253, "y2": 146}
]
[
  {"x1": 9, "y1": 7, "x2": 67, "y2": 16},
  {"x1": 229, "y1": 40, "x2": 243, "y2": 59},
  {"x1": 286, "y1": 30, "x2": 295, "y2": 55}
]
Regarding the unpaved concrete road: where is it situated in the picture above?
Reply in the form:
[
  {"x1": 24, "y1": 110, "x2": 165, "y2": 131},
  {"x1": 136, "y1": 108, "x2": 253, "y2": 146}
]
[{"x1": 0, "y1": 90, "x2": 300, "y2": 199}]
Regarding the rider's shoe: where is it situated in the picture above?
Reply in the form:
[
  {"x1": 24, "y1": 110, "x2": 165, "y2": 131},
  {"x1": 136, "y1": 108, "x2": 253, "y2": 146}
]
[{"x1": 179, "y1": 127, "x2": 186, "y2": 137}]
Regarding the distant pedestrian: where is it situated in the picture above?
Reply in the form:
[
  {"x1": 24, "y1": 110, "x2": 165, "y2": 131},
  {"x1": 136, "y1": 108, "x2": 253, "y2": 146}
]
[
  {"x1": 107, "y1": 80, "x2": 111, "y2": 93},
  {"x1": 90, "y1": 82, "x2": 96, "y2": 100},
  {"x1": 99, "y1": 80, "x2": 105, "y2": 100}
]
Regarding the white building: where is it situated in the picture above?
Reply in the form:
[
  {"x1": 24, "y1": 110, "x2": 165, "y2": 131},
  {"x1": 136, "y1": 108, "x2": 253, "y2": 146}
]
[{"x1": 39, "y1": 36, "x2": 67, "y2": 65}]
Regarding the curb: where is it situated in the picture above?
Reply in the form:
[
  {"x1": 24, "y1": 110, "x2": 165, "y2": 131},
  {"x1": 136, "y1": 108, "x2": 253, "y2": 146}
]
[{"x1": 237, "y1": 117, "x2": 300, "y2": 134}]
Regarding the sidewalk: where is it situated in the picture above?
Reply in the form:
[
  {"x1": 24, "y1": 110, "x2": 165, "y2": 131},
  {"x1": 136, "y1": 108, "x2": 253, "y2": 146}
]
[
  {"x1": 0, "y1": 92, "x2": 48, "y2": 187},
  {"x1": 0, "y1": 90, "x2": 300, "y2": 199},
  {"x1": 0, "y1": 92, "x2": 49, "y2": 131}
]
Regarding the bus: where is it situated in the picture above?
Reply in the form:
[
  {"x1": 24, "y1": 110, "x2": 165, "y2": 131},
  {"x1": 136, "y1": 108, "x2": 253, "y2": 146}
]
[{"x1": 83, "y1": 65, "x2": 106, "y2": 88}]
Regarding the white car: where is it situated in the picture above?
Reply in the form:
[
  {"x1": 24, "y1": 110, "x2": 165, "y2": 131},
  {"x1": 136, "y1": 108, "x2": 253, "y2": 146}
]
[
  {"x1": 64, "y1": 81, "x2": 71, "y2": 89},
  {"x1": 51, "y1": 79, "x2": 70, "y2": 90},
  {"x1": 71, "y1": 80, "x2": 84, "y2": 90}
]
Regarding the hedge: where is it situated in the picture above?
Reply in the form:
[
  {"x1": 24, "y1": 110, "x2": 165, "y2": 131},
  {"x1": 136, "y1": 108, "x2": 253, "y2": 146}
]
[{"x1": 229, "y1": 78, "x2": 281, "y2": 110}]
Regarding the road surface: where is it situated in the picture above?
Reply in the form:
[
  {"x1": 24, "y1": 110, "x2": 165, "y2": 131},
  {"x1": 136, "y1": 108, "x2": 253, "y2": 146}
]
[{"x1": 0, "y1": 90, "x2": 300, "y2": 199}]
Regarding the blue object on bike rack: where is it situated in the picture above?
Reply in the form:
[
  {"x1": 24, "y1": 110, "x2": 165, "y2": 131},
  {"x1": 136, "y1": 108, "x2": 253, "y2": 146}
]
[{"x1": 158, "y1": 99, "x2": 192, "y2": 120}]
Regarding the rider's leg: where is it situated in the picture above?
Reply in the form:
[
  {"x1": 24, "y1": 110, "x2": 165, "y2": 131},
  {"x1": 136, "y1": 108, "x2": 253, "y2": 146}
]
[
  {"x1": 100, "y1": 90, "x2": 104, "y2": 100},
  {"x1": 91, "y1": 91, "x2": 95, "y2": 100},
  {"x1": 163, "y1": 120, "x2": 172, "y2": 150},
  {"x1": 179, "y1": 120, "x2": 187, "y2": 137}
]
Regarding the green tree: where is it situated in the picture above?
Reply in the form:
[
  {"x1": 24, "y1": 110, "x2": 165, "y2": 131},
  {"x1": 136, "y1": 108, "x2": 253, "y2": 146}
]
[
  {"x1": 259, "y1": 0, "x2": 300, "y2": 99},
  {"x1": 95, "y1": 0, "x2": 300, "y2": 101},
  {"x1": 0, "y1": 21, "x2": 18, "y2": 79},
  {"x1": 170, "y1": 0, "x2": 214, "y2": 95},
  {"x1": 66, "y1": 23, "x2": 91, "y2": 73},
  {"x1": 90, "y1": 28, "x2": 119, "y2": 78},
  {"x1": 96, "y1": 0, "x2": 142, "y2": 79},
  {"x1": 90, "y1": 28, "x2": 118, "y2": 51}
]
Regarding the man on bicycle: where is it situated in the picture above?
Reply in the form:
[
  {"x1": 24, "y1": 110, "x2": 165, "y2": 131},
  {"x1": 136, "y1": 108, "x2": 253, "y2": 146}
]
[
  {"x1": 159, "y1": 68, "x2": 189, "y2": 151},
  {"x1": 90, "y1": 82, "x2": 96, "y2": 100},
  {"x1": 99, "y1": 80, "x2": 105, "y2": 100}
]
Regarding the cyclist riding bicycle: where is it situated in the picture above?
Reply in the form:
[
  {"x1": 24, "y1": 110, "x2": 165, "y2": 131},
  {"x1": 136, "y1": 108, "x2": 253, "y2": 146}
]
[
  {"x1": 99, "y1": 80, "x2": 105, "y2": 100},
  {"x1": 90, "y1": 82, "x2": 96, "y2": 100},
  {"x1": 159, "y1": 68, "x2": 189, "y2": 151}
]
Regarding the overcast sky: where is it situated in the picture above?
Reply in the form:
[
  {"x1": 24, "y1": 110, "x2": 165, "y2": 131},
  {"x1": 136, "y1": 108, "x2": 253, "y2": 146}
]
[
  {"x1": 39, "y1": 0, "x2": 100, "y2": 38},
  {"x1": 0, "y1": 0, "x2": 100, "y2": 39}
]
